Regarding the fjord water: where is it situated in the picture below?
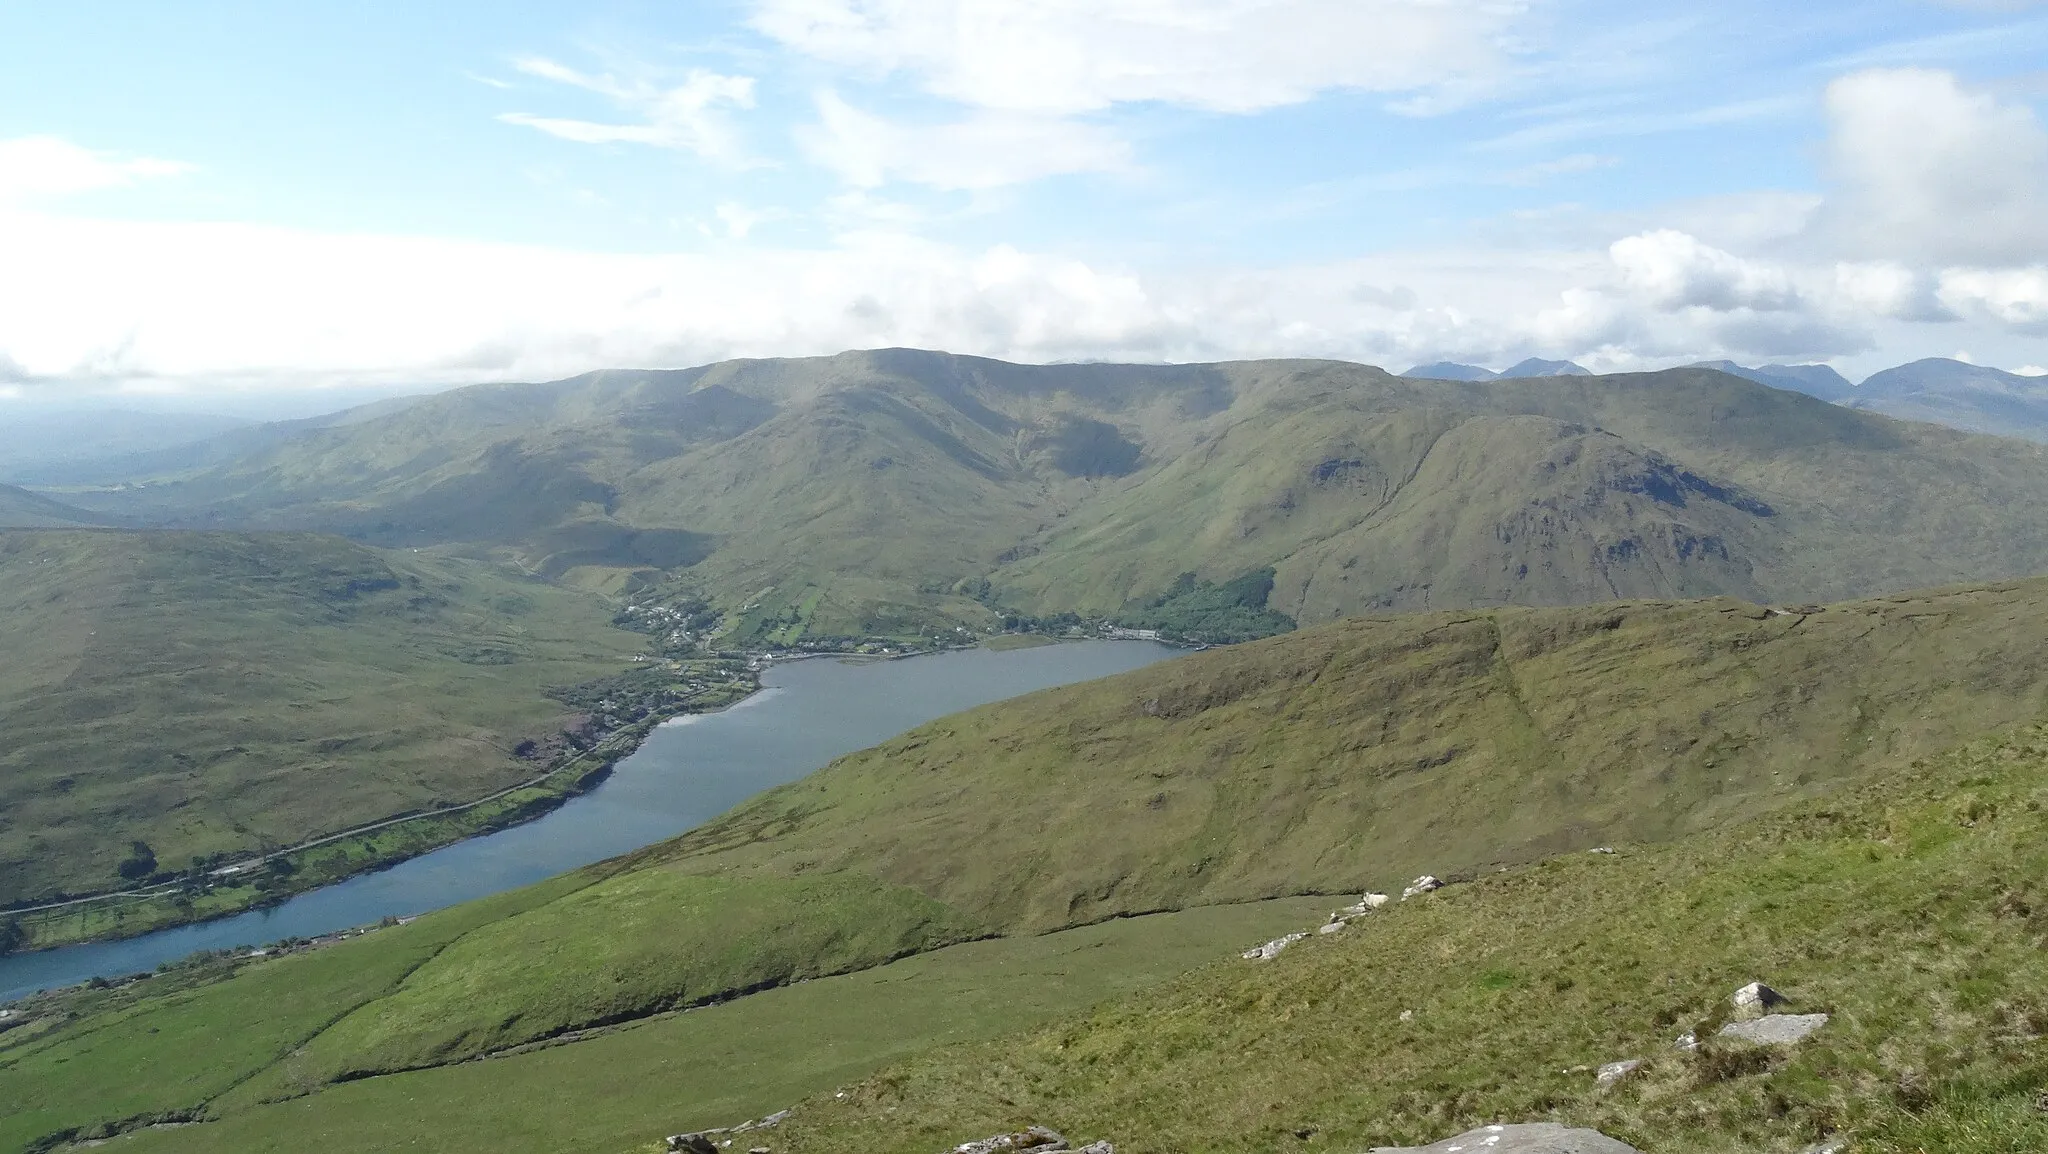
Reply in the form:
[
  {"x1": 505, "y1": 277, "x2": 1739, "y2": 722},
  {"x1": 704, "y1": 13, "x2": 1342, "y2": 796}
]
[{"x1": 0, "y1": 641, "x2": 1176, "y2": 1001}]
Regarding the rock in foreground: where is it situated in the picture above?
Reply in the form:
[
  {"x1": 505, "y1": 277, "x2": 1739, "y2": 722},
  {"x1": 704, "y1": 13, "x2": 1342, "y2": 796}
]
[
  {"x1": 1369, "y1": 1123, "x2": 1639, "y2": 1153},
  {"x1": 1720, "y1": 1013, "x2": 1829, "y2": 1046}
]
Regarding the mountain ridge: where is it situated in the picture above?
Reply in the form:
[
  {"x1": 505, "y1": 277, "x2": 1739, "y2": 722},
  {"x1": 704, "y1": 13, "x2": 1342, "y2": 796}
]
[{"x1": 42, "y1": 352, "x2": 2048, "y2": 647}]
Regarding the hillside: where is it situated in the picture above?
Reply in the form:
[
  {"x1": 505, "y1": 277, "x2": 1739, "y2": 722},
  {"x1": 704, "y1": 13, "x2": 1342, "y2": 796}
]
[
  {"x1": 48, "y1": 352, "x2": 2048, "y2": 644},
  {"x1": 0, "y1": 529, "x2": 642, "y2": 907},
  {"x1": 757, "y1": 724, "x2": 2048, "y2": 1154},
  {"x1": 638, "y1": 577, "x2": 2048, "y2": 931},
  {"x1": 0, "y1": 485, "x2": 111, "y2": 529},
  {"x1": 11, "y1": 580, "x2": 2048, "y2": 1152}
]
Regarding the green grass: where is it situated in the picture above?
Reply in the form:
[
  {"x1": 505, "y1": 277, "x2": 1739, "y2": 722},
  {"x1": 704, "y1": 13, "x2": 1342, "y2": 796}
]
[
  {"x1": 280, "y1": 871, "x2": 988, "y2": 1081},
  {"x1": 13, "y1": 899, "x2": 1329, "y2": 1154},
  {"x1": 628, "y1": 579, "x2": 2048, "y2": 934},
  {"x1": 0, "y1": 529, "x2": 643, "y2": 909},
  {"x1": 747, "y1": 727, "x2": 2048, "y2": 1154},
  {"x1": 0, "y1": 872, "x2": 598, "y2": 1152}
]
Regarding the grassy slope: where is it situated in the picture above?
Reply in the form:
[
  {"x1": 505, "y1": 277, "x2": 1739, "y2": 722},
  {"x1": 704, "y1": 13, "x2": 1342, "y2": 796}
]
[
  {"x1": 0, "y1": 529, "x2": 641, "y2": 904},
  {"x1": 636, "y1": 578, "x2": 2048, "y2": 932},
  {"x1": 60, "y1": 352, "x2": 2048, "y2": 642},
  {"x1": 4, "y1": 897, "x2": 1328, "y2": 1154},
  {"x1": 758, "y1": 725, "x2": 2048, "y2": 1154},
  {"x1": 50, "y1": 701, "x2": 2048, "y2": 1154},
  {"x1": 993, "y1": 366, "x2": 2048, "y2": 620},
  {"x1": 15, "y1": 578, "x2": 2048, "y2": 1150},
  {"x1": 0, "y1": 871, "x2": 595, "y2": 1153},
  {"x1": 21, "y1": 574, "x2": 2036, "y2": 1124},
  {"x1": 288, "y1": 871, "x2": 988, "y2": 1080}
]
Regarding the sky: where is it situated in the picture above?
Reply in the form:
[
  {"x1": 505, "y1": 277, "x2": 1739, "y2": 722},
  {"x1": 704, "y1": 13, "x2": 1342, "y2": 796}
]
[{"x1": 1, "y1": 0, "x2": 2046, "y2": 409}]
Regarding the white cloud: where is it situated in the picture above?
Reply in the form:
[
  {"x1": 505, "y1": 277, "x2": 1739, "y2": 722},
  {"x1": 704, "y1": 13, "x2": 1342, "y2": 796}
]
[
  {"x1": 751, "y1": 0, "x2": 1525, "y2": 115},
  {"x1": 799, "y1": 91, "x2": 1132, "y2": 189},
  {"x1": 1821, "y1": 67, "x2": 2048, "y2": 264},
  {"x1": 0, "y1": 136, "x2": 192, "y2": 204},
  {"x1": 499, "y1": 57, "x2": 759, "y2": 165},
  {"x1": 1833, "y1": 262, "x2": 1957, "y2": 323},
  {"x1": 713, "y1": 201, "x2": 789, "y2": 239},
  {"x1": 1939, "y1": 267, "x2": 2048, "y2": 333},
  {"x1": 1609, "y1": 230, "x2": 1799, "y2": 312}
]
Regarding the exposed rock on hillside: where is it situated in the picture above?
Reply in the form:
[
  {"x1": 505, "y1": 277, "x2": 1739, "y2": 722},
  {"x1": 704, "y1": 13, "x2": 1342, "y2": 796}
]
[
  {"x1": 1369, "y1": 1123, "x2": 1639, "y2": 1153},
  {"x1": 948, "y1": 1126, "x2": 1110, "y2": 1154},
  {"x1": 1720, "y1": 1013, "x2": 1830, "y2": 1047}
]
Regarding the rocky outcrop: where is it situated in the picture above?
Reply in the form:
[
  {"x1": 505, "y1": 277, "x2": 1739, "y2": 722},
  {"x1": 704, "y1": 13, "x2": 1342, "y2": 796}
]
[
  {"x1": 1369, "y1": 1122, "x2": 1639, "y2": 1153},
  {"x1": 1719, "y1": 1013, "x2": 1830, "y2": 1047},
  {"x1": 669, "y1": 1108, "x2": 793, "y2": 1151},
  {"x1": 1242, "y1": 931, "x2": 1309, "y2": 961},
  {"x1": 1402, "y1": 876, "x2": 1443, "y2": 900},
  {"x1": 948, "y1": 1126, "x2": 1111, "y2": 1154},
  {"x1": 1731, "y1": 982, "x2": 1788, "y2": 1018},
  {"x1": 1595, "y1": 1059, "x2": 1641, "y2": 1087}
]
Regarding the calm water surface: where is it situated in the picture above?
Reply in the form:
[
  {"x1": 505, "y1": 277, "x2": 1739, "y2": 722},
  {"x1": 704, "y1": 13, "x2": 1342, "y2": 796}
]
[{"x1": 0, "y1": 641, "x2": 1176, "y2": 1001}]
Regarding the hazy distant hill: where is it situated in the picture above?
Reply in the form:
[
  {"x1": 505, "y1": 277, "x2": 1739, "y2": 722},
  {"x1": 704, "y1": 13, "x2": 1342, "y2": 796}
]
[
  {"x1": 1403, "y1": 358, "x2": 1591, "y2": 380},
  {"x1": 1689, "y1": 360, "x2": 1855, "y2": 400},
  {"x1": 0, "y1": 483, "x2": 116, "y2": 528},
  {"x1": 15, "y1": 394, "x2": 426, "y2": 486},
  {"x1": 1841, "y1": 357, "x2": 2048, "y2": 441},
  {"x1": 0, "y1": 408, "x2": 253, "y2": 483},
  {"x1": 50, "y1": 350, "x2": 2048, "y2": 642}
]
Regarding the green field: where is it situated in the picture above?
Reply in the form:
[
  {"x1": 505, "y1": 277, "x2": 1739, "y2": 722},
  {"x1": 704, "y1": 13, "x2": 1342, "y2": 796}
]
[
  {"x1": 1, "y1": 896, "x2": 1329, "y2": 1153},
  {"x1": 0, "y1": 529, "x2": 644, "y2": 915}
]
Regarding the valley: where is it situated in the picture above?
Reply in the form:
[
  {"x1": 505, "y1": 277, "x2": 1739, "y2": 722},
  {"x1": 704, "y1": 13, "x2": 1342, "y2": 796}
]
[
  {"x1": 9, "y1": 352, "x2": 2048, "y2": 1153},
  {"x1": 9, "y1": 575, "x2": 2048, "y2": 1151}
]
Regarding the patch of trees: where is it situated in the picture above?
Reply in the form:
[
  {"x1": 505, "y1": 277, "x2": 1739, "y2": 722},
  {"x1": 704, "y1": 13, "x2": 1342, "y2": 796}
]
[
  {"x1": 116, "y1": 840, "x2": 158, "y2": 882},
  {"x1": 1114, "y1": 568, "x2": 1297, "y2": 644}
]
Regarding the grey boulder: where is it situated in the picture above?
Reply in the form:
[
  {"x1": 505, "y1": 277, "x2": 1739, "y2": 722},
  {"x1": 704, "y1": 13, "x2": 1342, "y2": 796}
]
[
  {"x1": 1369, "y1": 1122, "x2": 1640, "y2": 1153},
  {"x1": 1718, "y1": 1013, "x2": 1829, "y2": 1047}
]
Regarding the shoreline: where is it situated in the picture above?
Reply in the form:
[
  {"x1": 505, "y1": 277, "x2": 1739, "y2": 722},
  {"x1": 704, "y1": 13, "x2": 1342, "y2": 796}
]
[
  {"x1": 2, "y1": 666, "x2": 766, "y2": 956},
  {"x1": 1, "y1": 633, "x2": 1127, "y2": 957}
]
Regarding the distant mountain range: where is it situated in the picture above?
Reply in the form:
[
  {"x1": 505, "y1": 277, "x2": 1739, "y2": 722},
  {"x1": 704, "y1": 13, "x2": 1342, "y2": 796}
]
[
  {"x1": 1405, "y1": 358, "x2": 1594, "y2": 381},
  {"x1": 35, "y1": 350, "x2": 2048, "y2": 647},
  {"x1": 1411, "y1": 356, "x2": 2048, "y2": 442}
]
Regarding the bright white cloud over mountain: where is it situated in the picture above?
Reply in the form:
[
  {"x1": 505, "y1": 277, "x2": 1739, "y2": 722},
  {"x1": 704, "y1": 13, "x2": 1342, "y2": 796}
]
[{"x1": 0, "y1": 0, "x2": 2042, "y2": 400}]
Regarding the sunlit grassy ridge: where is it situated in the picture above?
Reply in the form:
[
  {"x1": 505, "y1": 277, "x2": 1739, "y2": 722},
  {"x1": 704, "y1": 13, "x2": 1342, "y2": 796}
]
[
  {"x1": 0, "y1": 529, "x2": 642, "y2": 906},
  {"x1": 756, "y1": 726, "x2": 2048, "y2": 1154},
  {"x1": 635, "y1": 578, "x2": 2048, "y2": 932}
]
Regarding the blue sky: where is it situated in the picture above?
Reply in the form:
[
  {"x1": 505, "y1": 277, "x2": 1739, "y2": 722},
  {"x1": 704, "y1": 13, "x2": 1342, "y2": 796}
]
[{"x1": 1, "y1": 0, "x2": 2045, "y2": 404}]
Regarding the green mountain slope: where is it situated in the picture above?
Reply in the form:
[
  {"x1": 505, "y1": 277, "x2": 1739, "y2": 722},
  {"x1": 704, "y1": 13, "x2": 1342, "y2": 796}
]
[
  {"x1": 763, "y1": 725, "x2": 2048, "y2": 1154},
  {"x1": 992, "y1": 365, "x2": 2048, "y2": 619},
  {"x1": 16, "y1": 577, "x2": 2047, "y2": 1118},
  {"x1": 16, "y1": 582, "x2": 2048, "y2": 1152},
  {"x1": 59, "y1": 352, "x2": 2048, "y2": 641},
  {"x1": 637, "y1": 578, "x2": 2048, "y2": 932},
  {"x1": 0, "y1": 530, "x2": 641, "y2": 906}
]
